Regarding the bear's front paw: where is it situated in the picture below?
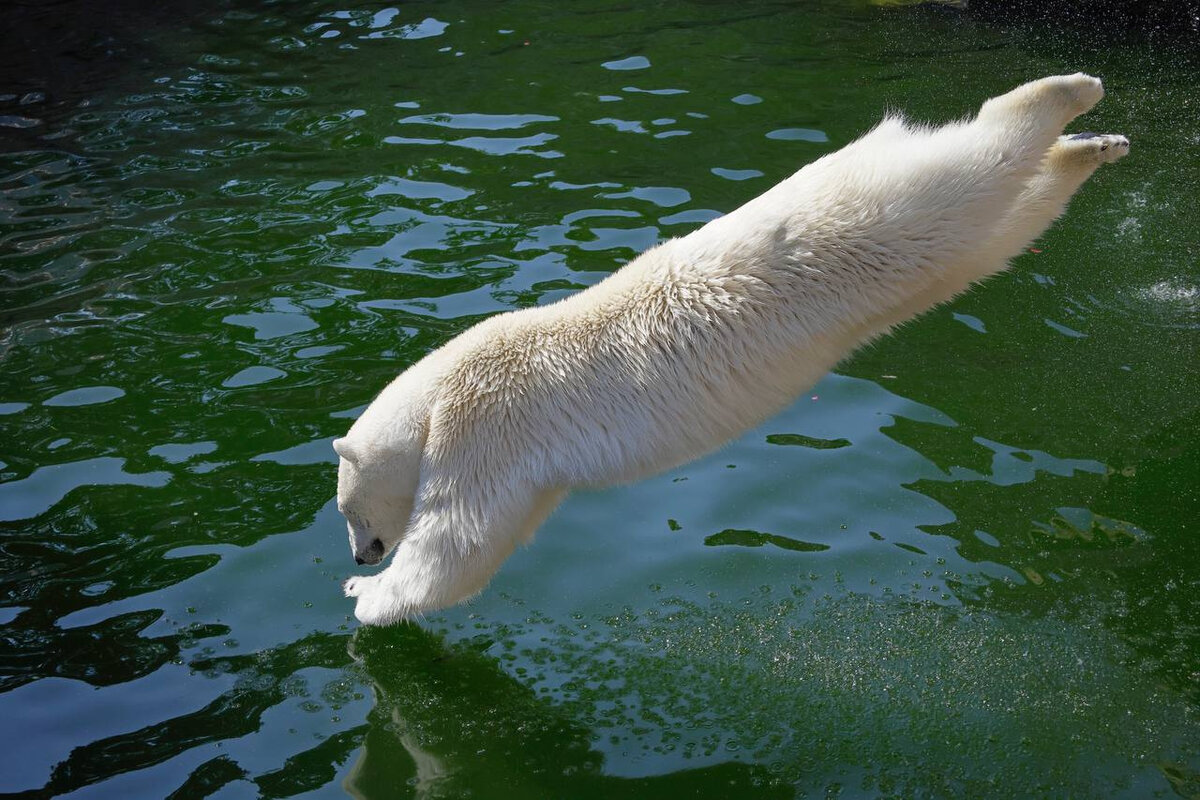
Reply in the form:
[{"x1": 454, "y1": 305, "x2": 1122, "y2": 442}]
[
  {"x1": 343, "y1": 575, "x2": 376, "y2": 598},
  {"x1": 344, "y1": 575, "x2": 407, "y2": 625}
]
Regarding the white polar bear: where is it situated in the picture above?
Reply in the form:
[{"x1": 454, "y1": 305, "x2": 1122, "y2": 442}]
[{"x1": 335, "y1": 74, "x2": 1129, "y2": 625}]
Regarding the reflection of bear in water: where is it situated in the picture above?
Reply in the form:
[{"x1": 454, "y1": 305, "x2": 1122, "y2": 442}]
[
  {"x1": 342, "y1": 625, "x2": 769, "y2": 797},
  {"x1": 335, "y1": 74, "x2": 1129, "y2": 625}
]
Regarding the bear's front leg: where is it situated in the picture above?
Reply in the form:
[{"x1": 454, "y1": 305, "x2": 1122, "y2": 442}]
[
  {"x1": 344, "y1": 543, "x2": 464, "y2": 625},
  {"x1": 343, "y1": 535, "x2": 495, "y2": 626},
  {"x1": 342, "y1": 477, "x2": 555, "y2": 625}
]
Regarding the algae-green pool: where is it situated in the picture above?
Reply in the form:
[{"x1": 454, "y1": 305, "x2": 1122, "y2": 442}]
[{"x1": 1, "y1": 1, "x2": 1196, "y2": 797}]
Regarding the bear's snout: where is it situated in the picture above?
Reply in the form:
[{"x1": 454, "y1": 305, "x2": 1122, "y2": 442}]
[{"x1": 354, "y1": 538, "x2": 385, "y2": 566}]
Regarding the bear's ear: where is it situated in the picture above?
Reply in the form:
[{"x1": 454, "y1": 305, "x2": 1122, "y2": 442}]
[{"x1": 332, "y1": 437, "x2": 360, "y2": 463}]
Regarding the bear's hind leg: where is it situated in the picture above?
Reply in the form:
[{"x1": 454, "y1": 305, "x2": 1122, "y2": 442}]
[
  {"x1": 853, "y1": 132, "x2": 1128, "y2": 334},
  {"x1": 978, "y1": 131, "x2": 1130, "y2": 269},
  {"x1": 976, "y1": 73, "x2": 1105, "y2": 137},
  {"x1": 965, "y1": 73, "x2": 1106, "y2": 201}
]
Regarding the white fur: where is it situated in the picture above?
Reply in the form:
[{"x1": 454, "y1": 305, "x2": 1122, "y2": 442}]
[{"x1": 336, "y1": 74, "x2": 1128, "y2": 625}]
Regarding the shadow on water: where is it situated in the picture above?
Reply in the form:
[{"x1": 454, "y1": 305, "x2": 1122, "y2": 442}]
[{"x1": 0, "y1": 0, "x2": 228, "y2": 154}]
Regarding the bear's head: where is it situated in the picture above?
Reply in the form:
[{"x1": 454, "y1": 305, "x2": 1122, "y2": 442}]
[{"x1": 332, "y1": 436, "x2": 416, "y2": 567}]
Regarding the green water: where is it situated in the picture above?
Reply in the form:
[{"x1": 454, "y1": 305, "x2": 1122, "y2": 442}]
[{"x1": 1, "y1": 1, "x2": 1197, "y2": 797}]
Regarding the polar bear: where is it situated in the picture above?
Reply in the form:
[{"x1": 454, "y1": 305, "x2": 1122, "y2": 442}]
[{"x1": 336, "y1": 74, "x2": 1128, "y2": 625}]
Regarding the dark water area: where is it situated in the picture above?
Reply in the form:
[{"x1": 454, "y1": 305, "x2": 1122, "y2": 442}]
[{"x1": 1, "y1": 1, "x2": 1197, "y2": 797}]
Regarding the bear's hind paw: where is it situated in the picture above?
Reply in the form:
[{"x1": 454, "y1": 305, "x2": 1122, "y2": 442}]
[
  {"x1": 1062, "y1": 132, "x2": 1131, "y2": 165},
  {"x1": 1056, "y1": 73, "x2": 1105, "y2": 119}
]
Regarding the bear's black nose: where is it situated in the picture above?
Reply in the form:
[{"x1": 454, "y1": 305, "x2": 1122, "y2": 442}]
[{"x1": 354, "y1": 556, "x2": 365, "y2": 565}]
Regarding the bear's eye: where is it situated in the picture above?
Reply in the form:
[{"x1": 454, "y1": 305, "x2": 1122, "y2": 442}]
[{"x1": 343, "y1": 508, "x2": 369, "y2": 529}]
